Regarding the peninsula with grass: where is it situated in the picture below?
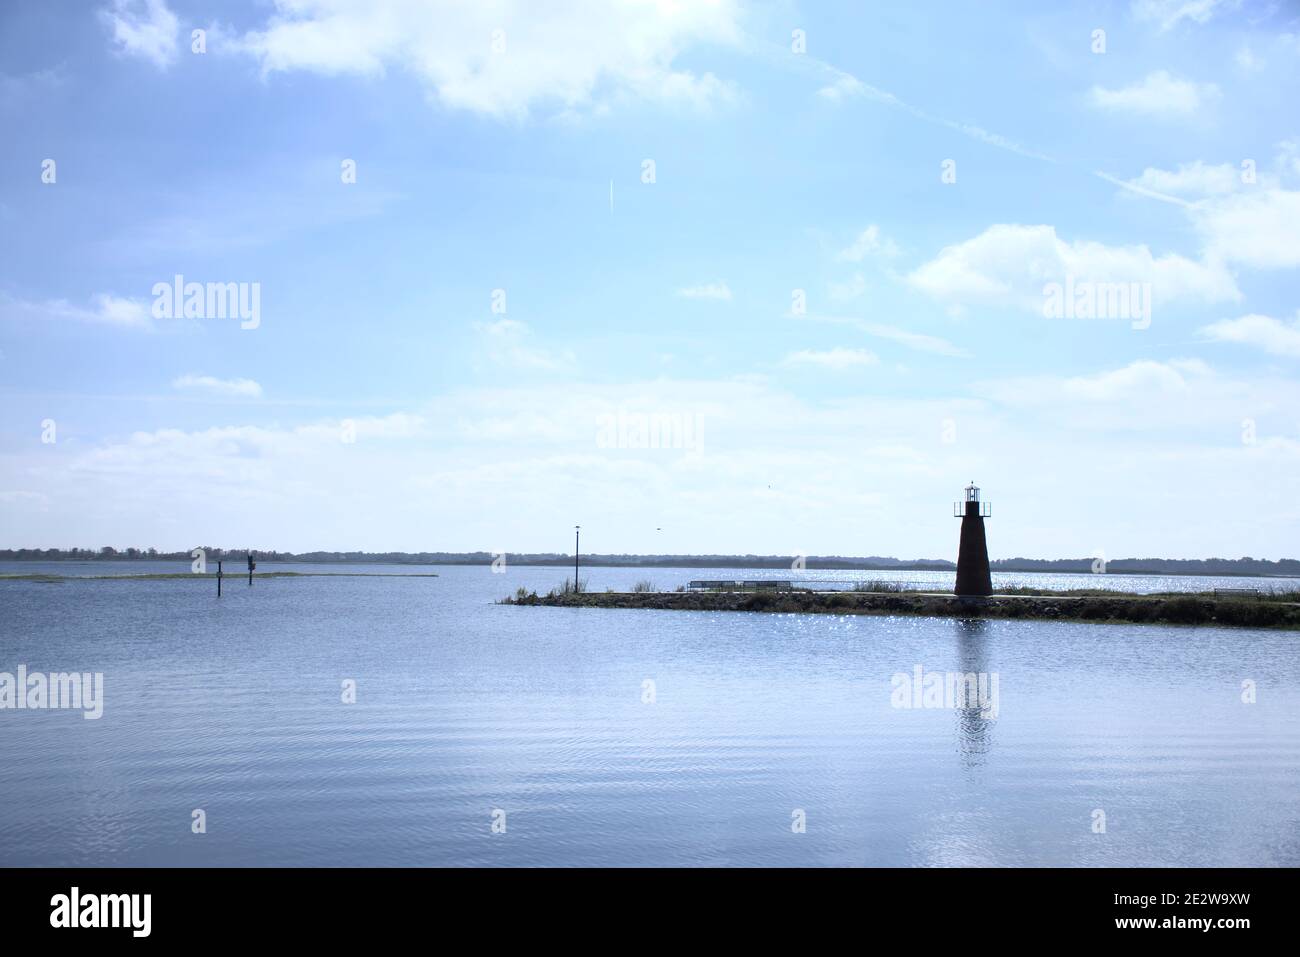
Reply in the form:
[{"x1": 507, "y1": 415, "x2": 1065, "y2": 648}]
[
  {"x1": 504, "y1": 483, "x2": 1300, "y2": 630},
  {"x1": 504, "y1": 582, "x2": 1300, "y2": 630}
]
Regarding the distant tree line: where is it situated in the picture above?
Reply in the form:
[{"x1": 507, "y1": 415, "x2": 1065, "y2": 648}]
[
  {"x1": 1, "y1": 548, "x2": 1298, "y2": 577},
  {"x1": 989, "y1": 556, "x2": 1300, "y2": 577}
]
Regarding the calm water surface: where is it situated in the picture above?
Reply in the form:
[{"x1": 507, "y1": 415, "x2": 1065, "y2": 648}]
[{"x1": 1, "y1": 563, "x2": 1297, "y2": 866}]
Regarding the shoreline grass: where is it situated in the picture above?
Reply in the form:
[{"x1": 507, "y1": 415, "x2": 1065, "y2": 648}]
[{"x1": 503, "y1": 588, "x2": 1300, "y2": 629}]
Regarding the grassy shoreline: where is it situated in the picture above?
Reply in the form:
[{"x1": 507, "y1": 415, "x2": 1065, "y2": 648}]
[{"x1": 504, "y1": 588, "x2": 1300, "y2": 629}]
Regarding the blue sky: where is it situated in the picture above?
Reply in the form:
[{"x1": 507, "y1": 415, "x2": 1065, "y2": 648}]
[{"x1": 2, "y1": 0, "x2": 1299, "y2": 559}]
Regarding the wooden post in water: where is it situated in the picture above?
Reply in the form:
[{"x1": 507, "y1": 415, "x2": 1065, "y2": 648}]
[
  {"x1": 217, "y1": 560, "x2": 223, "y2": 597},
  {"x1": 247, "y1": 551, "x2": 255, "y2": 586}
]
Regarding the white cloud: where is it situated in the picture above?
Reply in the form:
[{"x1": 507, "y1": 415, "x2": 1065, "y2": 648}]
[
  {"x1": 1132, "y1": 0, "x2": 1231, "y2": 31},
  {"x1": 100, "y1": 0, "x2": 179, "y2": 69},
  {"x1": 1095, "y1": 170, "x2": 1198, "y2": 208},
  {"x1": 1105, "y1": 141, "x2": 1299, "y2": 210},
  {"x1": 1100, "y1": 148, "x2": 1300, "y2": 270},
  {"x1": 907, "y1": 224, "x2": 1240, "y2": 313},
  {"x1": 13, "y1": 375, "x2": 1300, "y2": 558},
  {"x1": 1192, "y1": 188, "x2": 1300, "y2": 269},
  {"x1": 1201, "y1": 313, "x2": 1300, "y2": 357},
  {"x1": 816, "y1": 72, "x2": 867, "y2": 102},
  {"x1": 0, "y1": 380, "x2": 967, "y2": 555},
  {"x1": 237, "y1": 0, "x2": 742, "y2": 118},
  {"x1": 1235, "y1": 44, "x2": 1264, "y2": 71},
  {"x1": 856, "y1": 321, "x2": 966, "y2": 357},
  {"x1": 1088, "y1": 70, "x2": 1220, "y2": 117},
  {"x1": 790, "y1": 314, "x2": 967, "y2": 358},
  {"x1": 1130, "y1": 161, "x2": 1242, "y2": 198},
  {"x1": 782, "y1": 347, "x2": 879, "y2": 370},
  {"x1": 836, "y1": 225, "x2": 898, "y2": 262},
  {"x1": 93, "y1": 295, "x2": 151, "y2": 326},
  {"x1": 676, "y1": 281, "x2": 732, "y2": 301},
  {"x1": 1, "y1": 292, "x2": 151, "y2": 328},
  {"x1": 1276, "y1": 140, "x2": 1300, "y2": 178},
  {"x1": 793, "y1": 314, "x2": 968, "y2": 358},
  {"x1": 475, "y1": 318, "x2": 575, "y2": 372},
  {"x1": 976, "y1": 357, "x2": 1226, "y2": 410},
  {"x1": 172, "y1": 375, "x2": 264, "y2": 398},
  {"x1": 1059, "y1": 358, "x2": 1207, "y2": 401}
]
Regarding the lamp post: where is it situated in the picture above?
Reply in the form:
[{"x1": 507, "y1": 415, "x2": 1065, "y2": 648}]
[{"x1": 574, "y1": 525, "x2": 580, "y2": 592}]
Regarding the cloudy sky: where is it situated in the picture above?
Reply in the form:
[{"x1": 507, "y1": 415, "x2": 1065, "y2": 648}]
[{"x1": 2, "y1": 0, "x2": 1299, "y2": 560}]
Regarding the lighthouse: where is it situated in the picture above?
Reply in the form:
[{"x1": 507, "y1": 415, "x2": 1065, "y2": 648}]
[{"x1": 954, "y1": 481, "x2": 993, "y2": 597}]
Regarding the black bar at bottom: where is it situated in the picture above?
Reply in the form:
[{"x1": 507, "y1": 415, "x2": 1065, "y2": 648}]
[{"x1": 0, "y1": 866, "x2": 1287, "y2": 943}]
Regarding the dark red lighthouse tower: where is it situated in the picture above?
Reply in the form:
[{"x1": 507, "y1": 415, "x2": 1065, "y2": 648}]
[{"x1": 954, "y1": 481, "x2": 993, "y2": 597}]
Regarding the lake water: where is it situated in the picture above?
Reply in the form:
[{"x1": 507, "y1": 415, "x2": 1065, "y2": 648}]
[{"x1": 2, "y1": 562, "x2": 1298, "y2": 866}]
